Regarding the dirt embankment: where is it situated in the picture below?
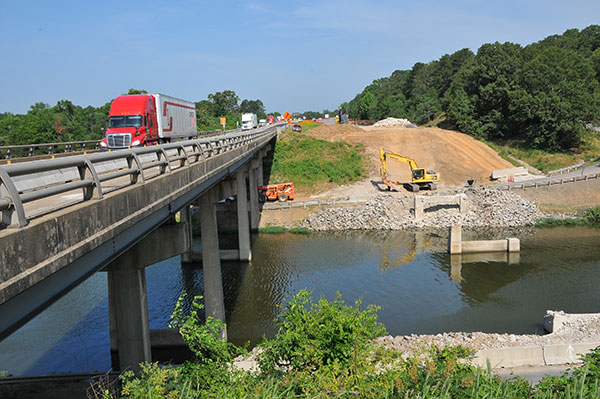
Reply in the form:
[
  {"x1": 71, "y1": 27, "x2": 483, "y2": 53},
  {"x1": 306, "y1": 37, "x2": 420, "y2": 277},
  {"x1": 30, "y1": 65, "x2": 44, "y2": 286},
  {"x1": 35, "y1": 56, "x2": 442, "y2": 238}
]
[{"x1": 307, "y1": 124, "x2": 513, "y2": 188}]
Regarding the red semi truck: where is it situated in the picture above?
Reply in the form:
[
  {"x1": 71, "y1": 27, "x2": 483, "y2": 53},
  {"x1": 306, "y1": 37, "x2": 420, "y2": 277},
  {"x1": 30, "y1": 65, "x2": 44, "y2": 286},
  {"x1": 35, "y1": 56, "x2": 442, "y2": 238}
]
[{"x1": 101, "y1": 94, "x2": 197, "y2": 149}]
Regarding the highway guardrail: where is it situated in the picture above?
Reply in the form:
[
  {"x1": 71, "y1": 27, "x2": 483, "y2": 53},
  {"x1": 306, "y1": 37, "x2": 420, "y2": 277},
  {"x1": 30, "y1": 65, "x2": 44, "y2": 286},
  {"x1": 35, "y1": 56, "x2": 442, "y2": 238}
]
[{"x1": 0, "y1": 126, "x2": 277, "y2": 228}]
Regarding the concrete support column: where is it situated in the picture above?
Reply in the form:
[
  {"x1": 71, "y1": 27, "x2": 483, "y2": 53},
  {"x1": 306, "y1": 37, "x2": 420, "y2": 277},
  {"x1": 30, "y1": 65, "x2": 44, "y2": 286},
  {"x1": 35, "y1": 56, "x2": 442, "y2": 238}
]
[
  {"x1": 249, "y1": 163, "x2": 259, "y2": 231},
  {"x1": 199, "y1": 189, "x2": 227, "y2": 339},
  {"x1": 180, "y1": 205, "x2": 194, "y2": 263},
  {"x1": 257, "y1": 152, "x2": 264, "y2": 187},
  {"x1": 236, "y1": 168, "x2": 252, "y2": 261},
  {"x1": 107, "y1": 263, "x2": 151, "y2": 372},
  {"x1": 448, "y1": 225, "x2": 462, "y2": 254}
]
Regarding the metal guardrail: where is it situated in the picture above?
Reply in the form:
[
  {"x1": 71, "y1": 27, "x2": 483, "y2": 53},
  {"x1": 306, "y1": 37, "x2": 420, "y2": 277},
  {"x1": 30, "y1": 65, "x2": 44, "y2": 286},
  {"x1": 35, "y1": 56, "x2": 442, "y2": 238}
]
[
  {"x1": 262, "y1": 195, "x2": 372, "y2": 210},
  {"x1": 0, "y1": 140, "x2": 102, "y2": 160},
  {"x1": 0, "y1": 128, "x2": 246, "y2": 161},
  {"x1": 493, "y1": 172, "x2": 600, "y2": 191},
  {"x1": 547, "y1": 163, "x2": 586, "y2": 176},
  {"x1": 0, "y1": 127, "x2": 277, "y2": 228}
]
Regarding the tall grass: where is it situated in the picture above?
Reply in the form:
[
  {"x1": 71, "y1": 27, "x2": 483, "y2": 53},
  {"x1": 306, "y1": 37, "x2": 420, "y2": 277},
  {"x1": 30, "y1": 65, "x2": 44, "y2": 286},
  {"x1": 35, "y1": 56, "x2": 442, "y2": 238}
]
[{"x1": 270, "y1": 131, "x2": 366, "y2": 191}]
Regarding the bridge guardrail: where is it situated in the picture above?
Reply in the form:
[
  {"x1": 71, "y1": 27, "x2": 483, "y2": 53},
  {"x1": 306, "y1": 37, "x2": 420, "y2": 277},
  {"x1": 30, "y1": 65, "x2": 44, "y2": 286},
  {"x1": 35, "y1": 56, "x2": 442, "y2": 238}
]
[
  {"x1": 493, "y1": 172, "x2": 600, "y2": 191},
  {"x1": 547, "y1": 163, "x2": 586, "y2": 176},
  {"x1": 0, "y1": 140, "x2": 102, "y2": 160},
  {"x1": 0, "y1": 127, "x2": 278, "y2": 228},
  {"x1": 0, "y1": 127, "x2": 246, "y2": 161}
]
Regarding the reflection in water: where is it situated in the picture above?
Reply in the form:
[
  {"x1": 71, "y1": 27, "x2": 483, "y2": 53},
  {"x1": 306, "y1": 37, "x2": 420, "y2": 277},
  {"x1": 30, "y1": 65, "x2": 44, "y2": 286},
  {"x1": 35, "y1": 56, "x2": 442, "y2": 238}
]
[{"x1": 0, "y1": 226, "x2": 599, "y2": 376}]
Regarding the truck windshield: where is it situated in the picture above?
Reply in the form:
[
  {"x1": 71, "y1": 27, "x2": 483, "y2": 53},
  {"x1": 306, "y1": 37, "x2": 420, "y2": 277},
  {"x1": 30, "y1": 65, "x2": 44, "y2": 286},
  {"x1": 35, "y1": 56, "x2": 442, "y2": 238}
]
[{"x1": 108, "y1": 115, "x2": 143, "y2": 128}]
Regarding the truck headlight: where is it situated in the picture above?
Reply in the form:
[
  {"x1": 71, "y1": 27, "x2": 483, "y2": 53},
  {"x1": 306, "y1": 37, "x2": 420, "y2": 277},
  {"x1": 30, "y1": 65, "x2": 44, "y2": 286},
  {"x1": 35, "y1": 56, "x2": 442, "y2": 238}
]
[{"x1": 131, "y1": 139, "x2": 141, "y2": 146}]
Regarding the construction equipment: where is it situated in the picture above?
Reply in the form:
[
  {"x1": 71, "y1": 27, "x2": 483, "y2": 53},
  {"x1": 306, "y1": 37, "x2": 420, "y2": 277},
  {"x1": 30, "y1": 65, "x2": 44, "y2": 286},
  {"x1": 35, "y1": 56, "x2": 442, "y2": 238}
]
[
  {"x1": 258, "y1": 183, "x2": 295, "y2": 202},
  {"x1": 379, "y1": 148, "x2": 440, "y2": 192}
]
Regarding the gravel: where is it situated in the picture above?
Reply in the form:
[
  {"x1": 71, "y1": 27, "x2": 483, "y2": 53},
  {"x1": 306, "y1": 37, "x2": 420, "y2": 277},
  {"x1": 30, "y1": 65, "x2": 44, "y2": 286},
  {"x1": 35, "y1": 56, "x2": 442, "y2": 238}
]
[
  {"x1": 372, "y1": 117, "x2": 416, "y2": 128},
  {"x1": 303, "y1": 187, "x2": 543, "y2": 231}
]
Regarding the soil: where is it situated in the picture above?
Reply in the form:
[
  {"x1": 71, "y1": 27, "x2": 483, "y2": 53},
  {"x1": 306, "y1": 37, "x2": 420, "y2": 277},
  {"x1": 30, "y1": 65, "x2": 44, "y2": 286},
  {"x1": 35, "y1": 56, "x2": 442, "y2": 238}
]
[
  {"x1": 306, "y1": 124, "x2": 513, "y2": 191},
  {"x1": 518, "y1": 178, "x2": 600, "y2": 213}
]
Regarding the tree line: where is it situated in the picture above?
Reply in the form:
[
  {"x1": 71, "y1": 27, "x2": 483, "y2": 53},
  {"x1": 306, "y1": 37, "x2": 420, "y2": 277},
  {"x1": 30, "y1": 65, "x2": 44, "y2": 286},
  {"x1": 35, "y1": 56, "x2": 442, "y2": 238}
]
[
  {"x1": 0, "y1": 89, "x2": 271, "y2": 146},
  {"x1": 344, "y1": 25, "x2": 600, "y2": 151}
]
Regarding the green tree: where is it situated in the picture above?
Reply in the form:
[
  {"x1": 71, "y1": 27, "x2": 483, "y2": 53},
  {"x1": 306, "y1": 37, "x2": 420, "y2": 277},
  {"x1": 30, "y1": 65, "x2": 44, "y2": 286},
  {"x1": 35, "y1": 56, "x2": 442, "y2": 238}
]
[
  {"x1": 239, "y1": 99, "x2": 266, "y2": 119},
  {"x1": 124, "y1": 88, "x2": 148, "y2": 95},
  {"x1": 208, "y1": 90, "x2": 239, "y2": 116}
]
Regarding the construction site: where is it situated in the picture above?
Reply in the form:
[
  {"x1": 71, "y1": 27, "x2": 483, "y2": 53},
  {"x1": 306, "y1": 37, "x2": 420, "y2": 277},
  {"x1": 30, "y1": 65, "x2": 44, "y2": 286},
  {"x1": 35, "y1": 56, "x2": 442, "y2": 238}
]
[{"x1": 260, "y1": 119, "x2": 600, "y2": 230}]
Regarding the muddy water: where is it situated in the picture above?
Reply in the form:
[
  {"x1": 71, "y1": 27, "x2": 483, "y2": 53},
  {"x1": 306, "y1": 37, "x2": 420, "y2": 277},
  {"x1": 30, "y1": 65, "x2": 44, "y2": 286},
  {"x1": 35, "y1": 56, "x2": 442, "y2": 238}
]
[{"x1": 0, "y1": 226, "x2": 599, "y2": 376}]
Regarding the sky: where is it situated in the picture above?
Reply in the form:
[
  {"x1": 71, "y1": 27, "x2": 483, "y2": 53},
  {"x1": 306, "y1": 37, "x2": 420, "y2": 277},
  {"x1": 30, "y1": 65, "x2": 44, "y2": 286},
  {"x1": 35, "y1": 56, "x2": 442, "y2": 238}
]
[{"x1": 1, "y1": 0, "x2": 599, "y2": 115}]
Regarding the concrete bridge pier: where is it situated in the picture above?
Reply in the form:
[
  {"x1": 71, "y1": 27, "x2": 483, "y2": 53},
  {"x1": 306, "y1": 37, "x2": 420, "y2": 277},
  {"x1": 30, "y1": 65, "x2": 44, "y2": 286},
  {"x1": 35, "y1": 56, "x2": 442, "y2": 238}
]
[
  {"x1": 249, "y1": 159, "x2": 260, "y2": 231},
  {"x1": 107, "y1": 262, "x2": 151, "y2": 373},
  {"x1": 199, "y1": 188, "x2": 227, "y2": 339},
  {"x1": 107, "y1": 223, "x2": 188, "y2": 372},
  {"x1": 236, "y1": 167, "x2": 252, "y2": 262},
  {"x1": 180, "y1": 205, "x2": 194, "y2": 264}
]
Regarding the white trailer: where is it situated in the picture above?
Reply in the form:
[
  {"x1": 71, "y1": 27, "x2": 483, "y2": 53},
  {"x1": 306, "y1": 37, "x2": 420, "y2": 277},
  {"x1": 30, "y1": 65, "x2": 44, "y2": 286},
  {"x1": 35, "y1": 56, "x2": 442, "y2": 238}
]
[
  {"x1": 154, "y1": 93, "x2": 197, "y2": 141},
  {"x1": 241, "y1": 113, "x2": 258, "y2": 130}
]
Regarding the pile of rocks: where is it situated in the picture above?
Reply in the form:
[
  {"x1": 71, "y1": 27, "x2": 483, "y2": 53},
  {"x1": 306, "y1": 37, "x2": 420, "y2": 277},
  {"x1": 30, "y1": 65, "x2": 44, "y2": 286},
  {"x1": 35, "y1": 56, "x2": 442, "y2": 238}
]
[
  {"x1": 302, "y1": 187, "x2": 543, "y2": 231},
  {"x1": 373, "y1": 117, "x2": 416, "y2": 128},
  {"x1": 375, "y1": 312, "x2": 600, "y2": 358}
]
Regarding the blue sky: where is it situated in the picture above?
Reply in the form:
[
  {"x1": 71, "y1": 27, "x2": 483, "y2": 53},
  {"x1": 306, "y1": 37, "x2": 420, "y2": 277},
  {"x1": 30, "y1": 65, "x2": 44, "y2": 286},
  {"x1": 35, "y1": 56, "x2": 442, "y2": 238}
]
[{"x1": 1, "y1": 0, "x2": 598, "y2": 115}]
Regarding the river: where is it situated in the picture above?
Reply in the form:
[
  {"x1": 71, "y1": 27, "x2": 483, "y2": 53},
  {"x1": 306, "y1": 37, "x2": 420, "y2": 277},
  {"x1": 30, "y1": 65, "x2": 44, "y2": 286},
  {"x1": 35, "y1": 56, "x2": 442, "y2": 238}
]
[{"x1": 1, "y1": 226, "x2": 599, "y2": 376}]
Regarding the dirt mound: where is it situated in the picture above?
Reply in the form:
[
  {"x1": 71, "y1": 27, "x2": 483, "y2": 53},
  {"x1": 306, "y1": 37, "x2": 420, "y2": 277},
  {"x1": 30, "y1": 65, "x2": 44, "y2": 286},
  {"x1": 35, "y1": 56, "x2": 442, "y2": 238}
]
[
  {"x1": 314, "y1": 125, "x2": 513, "y2": 188},
  {"x1": 306, "y1": 124, "x2": 364, "y2": 141}
]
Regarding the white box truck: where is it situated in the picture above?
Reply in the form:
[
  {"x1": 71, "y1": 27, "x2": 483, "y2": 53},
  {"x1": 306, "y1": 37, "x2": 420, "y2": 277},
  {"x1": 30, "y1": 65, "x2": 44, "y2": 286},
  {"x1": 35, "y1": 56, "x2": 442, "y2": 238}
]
[{"x1": 241, "y1": 113, "x2": 258, "y2": 130}]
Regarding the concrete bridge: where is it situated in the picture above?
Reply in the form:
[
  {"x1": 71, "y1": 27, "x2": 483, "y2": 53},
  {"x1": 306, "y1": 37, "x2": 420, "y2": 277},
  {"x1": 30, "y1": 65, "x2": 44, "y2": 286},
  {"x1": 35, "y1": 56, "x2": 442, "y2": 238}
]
[{"x1": 0, "y1": 125, "x2": 279, "y2": 371}]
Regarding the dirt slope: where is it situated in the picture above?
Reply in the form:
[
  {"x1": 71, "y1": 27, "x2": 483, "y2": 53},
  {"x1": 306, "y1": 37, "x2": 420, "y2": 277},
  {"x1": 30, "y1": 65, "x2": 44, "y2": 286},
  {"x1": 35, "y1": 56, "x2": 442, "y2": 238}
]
[{"x1": 307, "y1": 124, "x2": 513, "y2": 188}]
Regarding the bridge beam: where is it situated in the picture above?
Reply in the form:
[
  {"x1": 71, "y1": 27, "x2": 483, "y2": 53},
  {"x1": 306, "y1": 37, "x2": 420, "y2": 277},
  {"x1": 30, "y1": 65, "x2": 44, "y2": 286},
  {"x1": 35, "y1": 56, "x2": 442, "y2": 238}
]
[
  {"x1": 199, "y1": 188, "x2": 227, "y2": 338},
  {"x1": 236, "y1": 168, "x2": 252, "y2": 261}
]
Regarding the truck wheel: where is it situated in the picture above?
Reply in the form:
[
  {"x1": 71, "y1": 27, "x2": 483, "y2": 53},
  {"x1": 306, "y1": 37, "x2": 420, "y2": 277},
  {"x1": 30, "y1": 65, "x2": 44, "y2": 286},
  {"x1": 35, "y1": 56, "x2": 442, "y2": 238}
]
[
  {"x1": 259, "y1": 194, "x2": 267, "y2": 203},
  {"x1": 278, "y1": 194, "x2": 288, "y2": 202}
]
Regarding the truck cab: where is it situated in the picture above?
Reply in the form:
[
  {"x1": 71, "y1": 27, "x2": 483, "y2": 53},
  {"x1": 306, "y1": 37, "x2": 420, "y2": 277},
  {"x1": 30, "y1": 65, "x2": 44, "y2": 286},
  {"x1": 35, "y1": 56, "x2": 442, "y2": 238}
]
[{"x1": 101, "y1": 95, "x2": 158, "y2": 149}]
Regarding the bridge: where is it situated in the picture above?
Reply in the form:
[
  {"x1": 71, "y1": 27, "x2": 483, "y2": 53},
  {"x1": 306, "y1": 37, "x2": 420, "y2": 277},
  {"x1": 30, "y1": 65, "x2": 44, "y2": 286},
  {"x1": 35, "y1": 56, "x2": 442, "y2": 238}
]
[{"x1": 0, "y1": 125, "x2": 280, "y2": 371}]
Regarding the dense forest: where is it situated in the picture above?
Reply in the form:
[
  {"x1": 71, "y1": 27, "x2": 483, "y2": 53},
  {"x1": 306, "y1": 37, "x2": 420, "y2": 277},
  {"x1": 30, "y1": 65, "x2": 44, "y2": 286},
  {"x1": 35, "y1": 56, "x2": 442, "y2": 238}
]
[
  {"x1": 344, "y1": 25, "x2": 600, "y2": 151},
  {"x1": 0, "y1": 89, "x2": 269, "y2": 146}
]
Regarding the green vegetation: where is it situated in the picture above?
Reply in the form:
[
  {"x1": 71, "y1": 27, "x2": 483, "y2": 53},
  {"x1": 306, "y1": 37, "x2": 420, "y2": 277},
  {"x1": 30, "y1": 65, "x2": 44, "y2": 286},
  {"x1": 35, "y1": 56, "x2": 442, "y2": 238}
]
[
  {"x1": 111, "y1": 289, "x2": 600, "y2": 399},
  {"x1": 345, "y1": 25, "x2": 600, "y2": 153},
  {"x1": 535, "y1": 206, "x2": 600, "y2": 227},
  {"x1": 0, "y1": 88, "x2": 274, "y2": 146},
  {"x1": 270, "y1": 131, "x2": 366, "y2": 191},
  {"x1": 259, "y1": 226, "x2": 311, "y2": 234},
  {"x1": 0, "y1": 370, "x2": 9, "y2": 378}
]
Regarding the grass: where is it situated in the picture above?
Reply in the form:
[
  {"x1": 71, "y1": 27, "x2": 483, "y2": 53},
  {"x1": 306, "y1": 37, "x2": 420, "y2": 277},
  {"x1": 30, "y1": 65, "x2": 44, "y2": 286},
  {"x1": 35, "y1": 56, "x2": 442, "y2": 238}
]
[
  {"x1": 535, "y1": 206, "x2": 600, "y2": 227},
  {"x1": 485, "y1": 131, "x2": 600, "y2": 173},
  {"x1": 114, "y1": 290, "x2": 600, "y2": 399},
  {"x1": 259, "y1": 225, "x2": 311, "y2": 234},
  {"x1": 270, "y1": 131, "x2": 366, "y2": 193}
]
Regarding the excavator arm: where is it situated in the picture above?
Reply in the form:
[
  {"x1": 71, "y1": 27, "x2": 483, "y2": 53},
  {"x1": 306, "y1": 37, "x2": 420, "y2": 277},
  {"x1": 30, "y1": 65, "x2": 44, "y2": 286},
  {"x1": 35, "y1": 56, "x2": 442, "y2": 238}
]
[
  {"x1": 380, "y1": 148, "x2": 419, "y2": 178},
  {"x1": 379, "y1": 148, "x2": 440, "y2": 192}
]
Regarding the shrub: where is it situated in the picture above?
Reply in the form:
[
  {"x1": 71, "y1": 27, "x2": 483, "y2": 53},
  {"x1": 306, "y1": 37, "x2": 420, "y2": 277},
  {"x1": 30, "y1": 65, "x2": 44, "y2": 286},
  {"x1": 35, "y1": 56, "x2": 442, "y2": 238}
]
[
  {"x1": 258, "y1": 290, "x2": 386, "y2": 375},
  {"x1": 585, "y1": 206, "x2": 600, "y2": 224}
]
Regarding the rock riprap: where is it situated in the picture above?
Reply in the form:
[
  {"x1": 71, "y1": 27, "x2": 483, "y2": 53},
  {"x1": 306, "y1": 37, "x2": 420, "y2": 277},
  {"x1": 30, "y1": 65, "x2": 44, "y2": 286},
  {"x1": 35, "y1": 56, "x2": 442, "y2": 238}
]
[{"x1": 303, "y1": 187, "x2": 543, "y2": 231}]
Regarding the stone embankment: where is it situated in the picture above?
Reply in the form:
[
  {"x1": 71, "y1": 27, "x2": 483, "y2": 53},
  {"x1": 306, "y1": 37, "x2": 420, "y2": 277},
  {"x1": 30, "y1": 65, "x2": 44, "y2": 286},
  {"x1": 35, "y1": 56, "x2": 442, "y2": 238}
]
[
  {"x1": 375, "y1": 312, "x2": 600, "y2": 367},
  {"x1": 303, "y1": 187, "x2": 543, "y2": 231}
]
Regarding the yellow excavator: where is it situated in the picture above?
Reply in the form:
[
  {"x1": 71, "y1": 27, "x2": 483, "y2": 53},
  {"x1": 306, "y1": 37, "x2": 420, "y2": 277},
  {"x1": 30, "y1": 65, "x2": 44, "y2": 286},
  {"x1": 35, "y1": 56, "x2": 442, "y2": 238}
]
[{"x1": 379, "y1": 148, "x2": 440, "y2": 192}]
